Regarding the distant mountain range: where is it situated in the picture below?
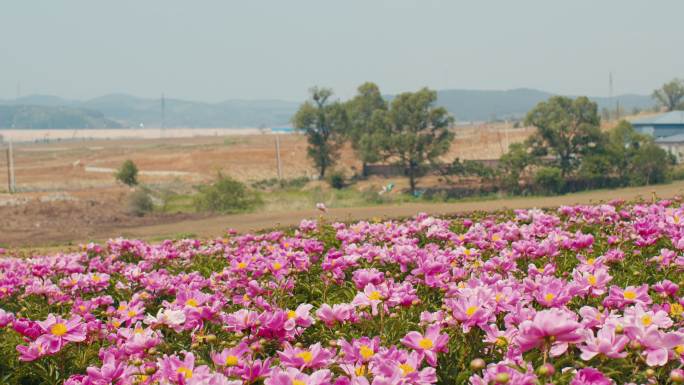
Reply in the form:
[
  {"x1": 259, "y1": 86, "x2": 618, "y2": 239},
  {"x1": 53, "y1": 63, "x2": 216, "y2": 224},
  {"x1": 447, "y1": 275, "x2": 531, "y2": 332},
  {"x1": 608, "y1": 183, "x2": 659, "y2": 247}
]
[{"x1": 0, "y1": 89, "x2": 655, "y2": 129}]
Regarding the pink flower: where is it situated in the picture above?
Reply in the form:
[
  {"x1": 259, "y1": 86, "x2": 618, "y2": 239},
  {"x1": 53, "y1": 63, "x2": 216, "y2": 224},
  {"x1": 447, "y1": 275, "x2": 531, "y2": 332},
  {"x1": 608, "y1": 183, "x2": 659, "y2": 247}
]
[
  {"x1": 0, "y1": 308, "x2": 14, "y2": 327},
  {"x1": 86, "y1": 352, "x2": 125, "y2": 384},
  {"x1": 278, "y1": 343, "x2": 334, "y2": 369},
  {"x1": 573, "y1": 268, "x2": 612, "y2": 296},
  {"x1": 36, "y1": 314, "x2": 87, "y2": 350},
  {"x1": 316, "y1": 303, "x2": 353, "y2": 326},
  {"x1": 316, "y1": 203, "x2": 327, "y2": 213},
  {"x1": 447, "y1": 288, "x2": 494, "y2": 332},
  {"x1": 212, "y1": 342, "x2": 251, "y2": 370},
  {"x1": 265, "y1": 367, "x2": 331, "y2": 385},
  {"x1": 352, "y1": 283, "x2": 387, "y2": 316},
  {"x1": 578, "y1": 325, "x2": 629, "y2": 360},
  {"x1": 603, "y1": 284, "x2": 651, "y2": 309},
  {"x1": 570, "y1": 368, "x2": 614, "y2": 385},
  {"x1": 516, "y1": 309, "x2": 585, "y2": 356},
  {"x1": 401, "y1": 324, "x2": 449, "y2": 366}
]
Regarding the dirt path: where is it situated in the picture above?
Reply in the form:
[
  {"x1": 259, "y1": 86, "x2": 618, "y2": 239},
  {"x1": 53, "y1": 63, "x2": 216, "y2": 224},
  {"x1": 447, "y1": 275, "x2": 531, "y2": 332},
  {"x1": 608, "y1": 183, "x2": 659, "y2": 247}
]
[{"x1": 110, "y1": 181, "x2": 684, "y2": 242}]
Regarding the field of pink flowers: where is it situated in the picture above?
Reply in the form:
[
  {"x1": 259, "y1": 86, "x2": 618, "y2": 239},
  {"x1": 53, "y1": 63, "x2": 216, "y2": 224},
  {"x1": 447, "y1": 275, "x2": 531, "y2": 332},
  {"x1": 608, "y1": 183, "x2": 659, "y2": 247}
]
[{"x1": 3, "y1": 200, "x2": 684, "y2": 385}]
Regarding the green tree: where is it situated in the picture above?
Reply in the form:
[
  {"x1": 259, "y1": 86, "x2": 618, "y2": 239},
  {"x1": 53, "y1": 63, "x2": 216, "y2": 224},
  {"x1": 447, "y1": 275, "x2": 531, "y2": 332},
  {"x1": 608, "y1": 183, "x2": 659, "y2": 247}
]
[
  {"x1": 376, "y1": 88, "x2": 454, "y2": 194},
  {"x1": 193, "y1": 173, "x2": 262, "y2": 213},
  {"x1": 534, "y1": 166, "x2": 564, "y2": 195},
  {"x1": 652, "y1": 79, "x2": 684, "y2": 111},
  {"x1": 346, "y1": 82, "x2": 388, "y2": 175},
  {"x1": 497, "y1": 143, "x2": 533, "y2": 193},
  {"x1": 115, "y1": 159, "x2": 139, "y2": 186},
  {"x1": 524, "y1": 96, "x2": 603, "y2": 177},
  {"x1": 579, "y1": 120, "x2": 672, "y2": 187},
  {"x1": 292, "y1": 87, "x2": 348, "y2": 179}
]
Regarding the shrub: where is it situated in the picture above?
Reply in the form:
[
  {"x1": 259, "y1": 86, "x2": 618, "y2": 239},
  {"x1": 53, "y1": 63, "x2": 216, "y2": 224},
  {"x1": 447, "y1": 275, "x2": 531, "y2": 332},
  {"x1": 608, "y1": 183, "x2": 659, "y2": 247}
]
[
  {"x1": 327, "y1": 171, "x2": 345, "y2": 189},
  {"x1": 193, "y1": 174, "x2": 262, "y2": 213},
  {"x1": 534, "y1": 166, "x2": 564, "y2": 195},
  {"x1": 115, "y1": 160, "x2": 139, "y2": 186},
  {"x1": 126, "y1": 189, "x2": 154, "y2": 216}
]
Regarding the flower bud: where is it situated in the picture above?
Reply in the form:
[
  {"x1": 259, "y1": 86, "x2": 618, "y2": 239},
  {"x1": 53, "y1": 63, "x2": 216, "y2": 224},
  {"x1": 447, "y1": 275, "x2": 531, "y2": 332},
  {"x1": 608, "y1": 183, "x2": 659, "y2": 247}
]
[
  {"x1": 628, "y1": 340, "x2": 642, "y2": 350},
  {"x1": 645, "y1": 368, "x2": 655, "y2": 378},
  {"x1": 493, "y1": 372, "x2": 510, "y2": 384},
  {"x1": 671, "y1": 369, "x2": 684, "y2": 383},
  {"x1": 536, "y1": 363, "x2": 555, "y2": 377},
  {"x1": 469, "y1": 358, "x2": 485, "y2": 371}
]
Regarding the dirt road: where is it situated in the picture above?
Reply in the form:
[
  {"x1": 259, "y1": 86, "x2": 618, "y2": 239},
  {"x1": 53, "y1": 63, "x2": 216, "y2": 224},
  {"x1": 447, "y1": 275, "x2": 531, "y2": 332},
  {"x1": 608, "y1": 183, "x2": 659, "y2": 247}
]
[{"x1": 111, "y1": 181, "x2": 684, "y2": 241}]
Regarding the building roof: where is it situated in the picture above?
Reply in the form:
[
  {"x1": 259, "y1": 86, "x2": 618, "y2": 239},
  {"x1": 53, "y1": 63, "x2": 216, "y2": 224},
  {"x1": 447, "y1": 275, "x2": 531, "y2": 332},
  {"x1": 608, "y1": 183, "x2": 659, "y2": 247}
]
[
  {"x1": 655, "y1": 133, "x2": 684, "y2": 143},
  {"x1": 632, "y1": 111, "x2": 684, "y2": 126}
]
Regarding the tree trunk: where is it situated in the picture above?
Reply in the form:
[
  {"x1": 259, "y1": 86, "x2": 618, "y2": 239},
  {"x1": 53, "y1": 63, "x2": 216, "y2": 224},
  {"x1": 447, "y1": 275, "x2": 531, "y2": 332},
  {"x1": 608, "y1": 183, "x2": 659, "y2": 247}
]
[
  {"x1": 319, "y1": 163, "x2": 326, "y2": 179},
  {"x1": 408, "y1": 162, "x2": 417, "y2": 195}
]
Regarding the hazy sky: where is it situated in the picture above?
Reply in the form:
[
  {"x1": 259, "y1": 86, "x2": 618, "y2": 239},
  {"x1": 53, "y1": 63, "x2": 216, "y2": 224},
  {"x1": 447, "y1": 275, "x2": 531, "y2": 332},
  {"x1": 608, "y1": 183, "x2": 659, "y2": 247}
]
[{"x1": 1, "y1": 0, "x2": 682, "y2": 102}]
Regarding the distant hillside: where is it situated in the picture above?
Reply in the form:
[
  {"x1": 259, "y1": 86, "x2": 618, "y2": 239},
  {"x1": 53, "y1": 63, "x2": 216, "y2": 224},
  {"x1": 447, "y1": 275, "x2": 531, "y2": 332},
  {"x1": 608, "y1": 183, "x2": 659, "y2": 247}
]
[
  {"x1": 435, "y1": 88, "x2": 654, "y2": 122},
  {"x1": 0, "y1": 94, "x2": 299, "y2": 128},
  {"x1": 0, "y1": 105, "x2": 121, "y2": 129},
  {"x1": 0, "y1": 89, "x2": 655, "y2": 128}
]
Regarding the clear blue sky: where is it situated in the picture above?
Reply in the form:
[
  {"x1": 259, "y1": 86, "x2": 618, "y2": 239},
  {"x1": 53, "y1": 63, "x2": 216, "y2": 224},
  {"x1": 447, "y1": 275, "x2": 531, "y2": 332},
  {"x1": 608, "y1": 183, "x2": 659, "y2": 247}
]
[{"x1": 1, "y1": 0, "x2": 682, "y2": 101}]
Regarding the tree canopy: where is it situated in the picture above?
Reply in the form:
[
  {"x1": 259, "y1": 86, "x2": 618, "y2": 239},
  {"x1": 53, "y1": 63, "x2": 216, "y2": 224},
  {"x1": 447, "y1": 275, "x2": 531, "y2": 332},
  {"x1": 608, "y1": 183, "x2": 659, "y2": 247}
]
[
  {"x1": 524, "y1": 96, "x2": 603, "y2": 177},
  {"x1": 652, "y1": 79, "x2": 684, "y2": 111},
  {"x1": 346, "y1": 82, "x2": 388, "y2": 170},
  {"x1": 292, "y1": 87, "x2": 349, "y2": 178},
  {"x1": 375, "y1": 88, "x2": 454, "y2": 194}
]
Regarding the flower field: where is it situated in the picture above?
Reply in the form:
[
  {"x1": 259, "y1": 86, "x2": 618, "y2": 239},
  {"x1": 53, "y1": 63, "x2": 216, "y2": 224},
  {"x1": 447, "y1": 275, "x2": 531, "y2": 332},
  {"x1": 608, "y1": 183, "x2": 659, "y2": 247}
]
[{"x1": 4, "y1": 201, "x2": 684, "y2": 384}]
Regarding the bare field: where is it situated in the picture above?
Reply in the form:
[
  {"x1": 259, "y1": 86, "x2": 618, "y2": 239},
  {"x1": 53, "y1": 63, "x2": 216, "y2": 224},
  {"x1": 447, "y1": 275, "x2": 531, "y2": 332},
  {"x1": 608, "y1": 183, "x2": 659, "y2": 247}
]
[{"x1": 0, "y1": 123, "x2": 535, "y2": 247}]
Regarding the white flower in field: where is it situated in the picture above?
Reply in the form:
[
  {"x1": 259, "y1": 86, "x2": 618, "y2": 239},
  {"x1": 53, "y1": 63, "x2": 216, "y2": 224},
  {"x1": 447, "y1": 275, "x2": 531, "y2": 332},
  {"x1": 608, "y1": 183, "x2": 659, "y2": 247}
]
[
  {"x1": 316, "y1": 202, "x2": 327, "y2": 213},
  {"x1": 144, "y1": 308, "x2": 186, "y2": 330}
]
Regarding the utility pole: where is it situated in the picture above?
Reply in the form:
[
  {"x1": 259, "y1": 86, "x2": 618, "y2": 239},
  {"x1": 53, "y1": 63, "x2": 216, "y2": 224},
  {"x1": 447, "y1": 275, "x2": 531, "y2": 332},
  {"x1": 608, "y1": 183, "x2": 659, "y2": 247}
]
[
  {"x1": 275, "y1": 134, "x2": 283, "y2": 180},
  {"x1": 161, "y1": 93, "x2": 166, "y2": 138},
  {"x1": 6, "y1": 138, "x2": 15, "y2": 193}
]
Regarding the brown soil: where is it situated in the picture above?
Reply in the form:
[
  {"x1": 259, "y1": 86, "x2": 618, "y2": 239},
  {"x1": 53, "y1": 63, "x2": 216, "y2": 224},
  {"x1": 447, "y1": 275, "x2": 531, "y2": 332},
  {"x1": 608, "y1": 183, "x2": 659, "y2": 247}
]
[{"x1": 5, "y1": 180, "x2": 684, "y2": 250}]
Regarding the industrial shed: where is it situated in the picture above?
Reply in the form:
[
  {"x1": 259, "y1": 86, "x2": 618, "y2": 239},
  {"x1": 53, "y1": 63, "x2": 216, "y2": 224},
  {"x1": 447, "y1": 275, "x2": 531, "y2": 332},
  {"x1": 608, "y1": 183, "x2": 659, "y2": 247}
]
[{"x1": 632, "y1": 111, "x2": 684, "y2": 138}]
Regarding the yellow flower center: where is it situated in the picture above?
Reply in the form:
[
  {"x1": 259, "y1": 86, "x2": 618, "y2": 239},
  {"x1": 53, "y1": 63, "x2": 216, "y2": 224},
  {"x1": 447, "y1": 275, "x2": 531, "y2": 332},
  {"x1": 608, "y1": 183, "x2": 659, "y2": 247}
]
[
  {"x1": 225, "y1": 355, "x2": 239, "y2": 366},
  {"x1": 642, "y1": 315, "x2": 653, "y2": 326},
  {"x1": 623, "y1": 290, "x2": 636, "y2": 300},
  {"x1": 359, "y1": 345, "x2": 374, "y2": 359},
  {"x1": 544, "y1": 293, "x2": 555, "y2": 302},
  {"x1": 492, "y1": 234, "x2": 501, "y2": 241},
  {"x1": 672, "y1": 303, "x2": 684, "y2": 317},
  {"x1": 288, "y1": 310, "x2": 297, "y2": 319},
  {"x1": 272, "y1": 262, "x2": 283, "y2": 271},
  {"x1": 466, "y1": 305, "x2": 478, "y2": 317},
  {"x1": 112, "y1": 320, "x2": 121, "y2": 328},
  {"x1": 293, "y1": 380, "x2": 306, "y2": 385},
  {"x1": 51, "y1": 323, "x2": 68, "y2": 336},
  {"x1": 186, "y1": 298, "x2": 199, "y2": 307},
  {"x1": 495, "y1": 336, "x2": 508, "y2": 347},
  {"x1": 495, "y1": 293, "x2": 504, "y2": 302},
  {"x1": 92, "y1": 274, "x2": 101, "y2": 282},
  {"x1": 297, "y1": 351, "x2": 313, "y2": 363},
  {"x1": 118, "y1": 304, "x2": 128, "y2": 312},
  {"x1": 676, "y1": 345, "x2": 684, "y2": 355},
  {"x1": 127, "y1": 310, "x2": 137, "y2": 318},
  {"x1": 464, "y1": 249, "x2": 471, "y2": 256},
  {"x1": 368, "y1": 291, "x2": 382, "y2": 301},
  {"x1": 399, "y1": 363, "x2": 415, "y2": 376},
  {"x1": 675, "y1": 216, "x2": 681, "y2": 224},
  {"x1": 587, "y1": 258, "x2": 595, "y2": 265},
  {"x1": 134, "y1": 327, "x2": 144, "y2": 334},
  {"x1": 78, "y1": 305, "x2": 86, "y2": 312},
  {"x1": 176, "y1": 367, "x2": 193, "y2": 379},
  {"x1": 418, "y1": 338, "x2": 434, "y2": 349},
  {"x1": 355, "y1": 365, "x2": 367, "y2": 376},
  {"x1": 243, "y1": 294, "x2": 250, "y2": 302},
  {"x1": 588, "y1": 275, "x2": 597, "y2": 285},
  {"x1": 237, "y1": 262, "x2": 247, "y2": 269}
]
